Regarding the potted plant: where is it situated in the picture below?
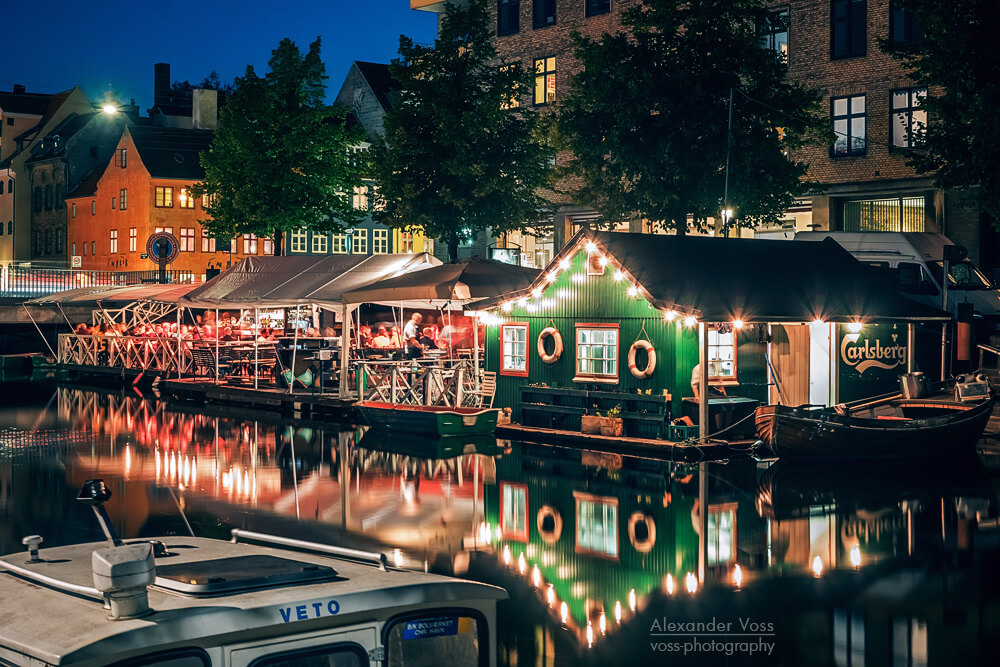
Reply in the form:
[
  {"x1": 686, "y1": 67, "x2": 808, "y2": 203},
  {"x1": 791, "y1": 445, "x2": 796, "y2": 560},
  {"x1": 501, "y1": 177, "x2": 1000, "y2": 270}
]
[{"x1": 600, "y1": 404, "x2": 623, "y2": 437}]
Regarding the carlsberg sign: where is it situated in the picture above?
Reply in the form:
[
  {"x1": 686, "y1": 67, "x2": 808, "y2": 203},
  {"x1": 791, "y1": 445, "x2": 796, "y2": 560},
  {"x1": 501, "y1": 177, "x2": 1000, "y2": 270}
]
[{"x1": 840, "y1": 328, "x2": 906, "y2": 374}]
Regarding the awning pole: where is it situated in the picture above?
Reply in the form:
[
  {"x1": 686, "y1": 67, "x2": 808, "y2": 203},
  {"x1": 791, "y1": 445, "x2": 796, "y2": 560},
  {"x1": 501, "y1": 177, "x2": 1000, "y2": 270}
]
[
  {"x1": 22, "y1": 304, "x2": 57, "y2": 358},
  {"x1": 698, "y1": 321, "x2": 709, "y2": 585},
  {"x1": 340, "y1": 303, "x2": 352, "y2": 399},
  {"x1": 176, "y1": 307, "x2": 182, "y2": 379},
  {"x1": 254, "y1": 307, "x2": 260, "y2": 390},
  {"x1": 214, "y1": 308, "x2": 219, "y2": 384},
  {"x1": 473, "y1": 316, "x2": 480, "y2": 384},
  {"x1": 289, "y1": 307, "x2": 300, "y2": 395}
]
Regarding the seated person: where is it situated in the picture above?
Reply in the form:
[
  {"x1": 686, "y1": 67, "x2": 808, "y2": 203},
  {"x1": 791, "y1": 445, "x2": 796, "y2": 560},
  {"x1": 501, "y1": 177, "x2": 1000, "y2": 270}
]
[
  {"x1": 371, "y1": 326, "x2": 391, "y2": 348},
  {"x1": 389, "y1": 326, "x2": 402, "y2": 348},
  {"x1": 419, "y1": 327, "x2": 438, "y2": 350},
  {"x1": 322, "y1": 326, "x2": 337, "y2": 338},
  {"x1": 219, "y1": 326, "x2": 238, "y2": 342}
]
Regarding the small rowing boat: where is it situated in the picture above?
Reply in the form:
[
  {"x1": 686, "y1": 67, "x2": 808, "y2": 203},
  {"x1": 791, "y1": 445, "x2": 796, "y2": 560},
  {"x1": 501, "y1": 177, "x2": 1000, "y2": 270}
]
[{"x1": 357, "y1": 401, "x2": 500, "y2": 437}]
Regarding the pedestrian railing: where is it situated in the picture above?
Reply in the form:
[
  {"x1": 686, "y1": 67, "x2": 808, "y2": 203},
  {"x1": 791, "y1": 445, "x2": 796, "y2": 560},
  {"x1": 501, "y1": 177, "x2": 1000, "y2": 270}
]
[
  {"x1": 57, "y1": 334, "x2": 191, "y2": 374},
  {"x1": 354, "y1": 358, "x2": 482, "y2": 407},
  {"x1": 0, "y1": 266, "x2": 198, "y2": 298}
]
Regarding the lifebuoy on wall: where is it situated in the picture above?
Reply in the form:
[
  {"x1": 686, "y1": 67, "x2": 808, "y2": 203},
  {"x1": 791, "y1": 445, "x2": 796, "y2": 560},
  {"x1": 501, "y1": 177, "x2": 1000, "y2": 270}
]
[
  {"x1": 537, "y1": 327, "x2": 563, "y2": 364},
  {"x1": 628, "y1": 512, "x2": 656, "y2": 553},
  {"x1": 537, "y1": 505, "x2": 563, "y2": 544},
  {"x1": 628, "y1": 340, "x2": 656, "y2": 379}
]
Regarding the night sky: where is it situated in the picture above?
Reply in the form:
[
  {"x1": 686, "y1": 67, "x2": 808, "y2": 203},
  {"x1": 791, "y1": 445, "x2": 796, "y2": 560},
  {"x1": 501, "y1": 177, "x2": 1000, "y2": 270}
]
[{"x1": 3, "y1": 0, "x2": 438, "y2": 110}]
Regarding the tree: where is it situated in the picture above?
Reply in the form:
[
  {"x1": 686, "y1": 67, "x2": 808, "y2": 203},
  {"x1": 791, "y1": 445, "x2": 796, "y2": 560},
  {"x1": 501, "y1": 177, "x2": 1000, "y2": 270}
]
[
  {"x1": 192, "y1": 38, "x2": 365, "y2": 254},
  {"x1": 171, "y1": 71, "x2": 236, "y2": 98},
  {"x1": 882, "y1": 0, "x2": 1000, "y2": 221},
  {"x1": 371, "y1": 0, "x2": 555, "y2": 261},
  {"x1": 557, "y1": 0, "x2": 827, "y2": 235}
]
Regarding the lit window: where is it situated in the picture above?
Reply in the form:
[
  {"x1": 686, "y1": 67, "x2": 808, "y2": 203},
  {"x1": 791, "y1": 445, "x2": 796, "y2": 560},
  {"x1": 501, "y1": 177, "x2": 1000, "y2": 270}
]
[
  {"x1": 759, "y1": 7, "x2": 789, "y2": 62},
  {"x1": 533, "y1": 0, "x2": 555, "y2": 29},
  {"x1": 575, "y1": 492, "x2": 617, "y2": 558},
  {"x1": 119, "y1": 188, "x2": 127, "y2": 211},
  {"x1": 891, "y1": 88, "x2": 927, "y2": 149},
  {"x1": 708, "y1": 328, "x2": 737, "y2": 380},
  {"x1": 833, "y1": 610, "x2": 865, "y2": 667},
  {"x1": 501, "y1": 323, "x2": 528, "y2": 376},
  {"x1": 373, "y1": 228, "x2": 389, "y2": 254},
  {"x1": 262, "y1": 237, "x2": 273, "y2": 255},
  {"x1": 201, "y1": 231, "x2": 216, "y2": 253},
  {"x1": 400, "y1": 231, "x2": 415, "y2": 253},
  {"x1": 842, "y1": 197, "x2": 925, "y2": 232},
  {"x1": 533, "y1": 57, "x2": 556, "y2": 105},
  {"x1": 180, "y1": 227, "x2": 195, "y2": 252},
  {"x1": 831, "y1": 0, "x2": 866, "y2": 59},
  {"x1": 574, "y1": 324, "x2": 618, "y2": 381},
  {"x1": 154, "y1": 186, "x2": 173, "y2": 208},
  {"x1": 128, "y1": 227, "x2": 136, "y2": 252},
  {"x1": 290, "y1": 229, "x2": 307, "y2": 253},
  {"x1": 119, "y1": 148, "x2": 127, "y2": 168},
  {"x1": 243, "y1": 233, "x2": 258, "y2": 255},
  {"x1": 154, "y1": 226, "x2": 173, "y2": 234},
  {"x1": 831, "y1": 94, "x2": 866, "y2": 157},
  {"x1": 312, "y1": 233, "x2": 329, "y2": 254},
  {"x1": 501, "y1": 482, "x2": 528, "y2": 541},
  {"x1": 707, "y1": 503, "x2": 736, "y2": 564},
  {"x1": 352, "y1": 185, "x2": 368, "y2": 211},
  {"x1": 331, "y1": 233, "x2": 347, "y2": 254},
  {"x1": 179, "y1": 187, "x2": 195, "y2": 209},
  {"x1": 109, "y1": 229, "x2": 118, "y2": 254},
  {"x1": 352, "y1": 228, "x2": 368, "y2": 254}
]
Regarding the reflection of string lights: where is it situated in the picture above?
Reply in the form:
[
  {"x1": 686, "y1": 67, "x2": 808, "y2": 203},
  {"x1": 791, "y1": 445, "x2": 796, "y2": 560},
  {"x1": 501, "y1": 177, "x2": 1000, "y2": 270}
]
[
  {"x1": 812, "y1": 556, "x2": 824, "y2": 577},
  {"x1": 614, "y1": 600, "x2": 622, "y2": 624},
  {"x1": 531, "y1": 565, "x2": 542, "y2": 588},
  {"x1": 599, "y1": 611, "x2": 607, "y2": 635},
  {"x1": 685, "y1": 572, "x2": 698, "y2": 594},
  {"x1": 664, "y1": 573, "x2": 676, "y2": 595},
  {"x1": 502, "y1": 544, "x2": 511, "y2": 566},
  {"x1": 733, "y1": 564, "x2": 743, "y2": 588},
  {"x1": 560, "y1": 601, "x2": 569, "y2": 624},
  {"x1": 586, "y1": 623, "x2": 594, "y2": 648},
  {"x1": 546, "y1": 584, "x2": 556, "y2": 607},
  {"x1": 849, "y1": 545, "x2": 861, "y2": 569},
  {"x1": 517, "y1": 552, "x2": 527, "y2": 575},
  {"x1": 628, "y1": 588, "x2": 636, "y2": 612}
]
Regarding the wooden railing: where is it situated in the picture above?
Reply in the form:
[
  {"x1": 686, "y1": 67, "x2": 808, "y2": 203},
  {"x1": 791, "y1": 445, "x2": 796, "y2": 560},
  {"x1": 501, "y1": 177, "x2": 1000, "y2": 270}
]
[
  {"x1": 57, "y1": 334, "x2": 191, "y2": 374},
  {"x1": 354, "y1": 358, "x2": 482, "y2": 407}
]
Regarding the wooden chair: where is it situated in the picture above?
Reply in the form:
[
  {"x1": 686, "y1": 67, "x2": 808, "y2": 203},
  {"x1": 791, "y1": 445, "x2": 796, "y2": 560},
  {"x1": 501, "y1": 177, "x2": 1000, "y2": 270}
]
[{"x1": 466, "y1": 371, "x2": 497, "y2": 408}]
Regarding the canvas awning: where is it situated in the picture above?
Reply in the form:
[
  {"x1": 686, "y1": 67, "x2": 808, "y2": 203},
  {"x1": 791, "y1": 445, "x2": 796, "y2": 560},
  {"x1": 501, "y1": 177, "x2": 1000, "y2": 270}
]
[
  {"x1": 342, "y1": 257, "x2": 540, "y2": 308},
  {"x1": 27, "y1": 282, "x2": 197, "y2": 306},
  {"x1": 178, "y1": 253, "x2": 441, "y2": 310}
]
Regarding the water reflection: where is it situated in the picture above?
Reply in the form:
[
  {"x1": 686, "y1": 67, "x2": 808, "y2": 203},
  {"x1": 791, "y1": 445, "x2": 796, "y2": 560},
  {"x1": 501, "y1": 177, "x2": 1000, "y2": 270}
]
[{"x1": 2, "y1": 382, "x2": 1000, "y2": 665}]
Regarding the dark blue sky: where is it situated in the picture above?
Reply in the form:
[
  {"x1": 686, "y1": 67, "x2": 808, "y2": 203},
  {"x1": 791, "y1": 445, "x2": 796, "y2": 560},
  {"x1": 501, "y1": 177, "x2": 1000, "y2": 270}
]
[{"x1": 3, "y1": 0, "x2": 438, "y2": 111}]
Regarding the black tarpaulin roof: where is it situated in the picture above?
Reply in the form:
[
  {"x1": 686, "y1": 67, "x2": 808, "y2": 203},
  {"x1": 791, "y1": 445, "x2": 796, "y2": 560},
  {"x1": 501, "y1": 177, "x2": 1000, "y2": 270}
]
[
  {"x1": 343, "y1": 257, "x2": 540, "y2": 307},
  {"x1": 476, "y1": 229, "x2": 949, "y2": 323}
]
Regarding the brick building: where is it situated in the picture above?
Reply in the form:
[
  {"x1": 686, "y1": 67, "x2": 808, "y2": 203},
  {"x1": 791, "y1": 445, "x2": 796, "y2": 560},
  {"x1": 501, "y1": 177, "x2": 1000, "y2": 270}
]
[
  {"x1": 66, "y1": 123, "x2": 267, "y2": 276},
  {"x1": 413, "y1": 1, "x2": 991, "y2": 270}
]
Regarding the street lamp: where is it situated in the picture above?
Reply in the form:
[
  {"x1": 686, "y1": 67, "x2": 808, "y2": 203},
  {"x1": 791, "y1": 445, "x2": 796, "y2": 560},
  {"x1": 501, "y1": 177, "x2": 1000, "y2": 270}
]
[{"x1": 102, "y1": 103, "x2": 117, "y2": 115}]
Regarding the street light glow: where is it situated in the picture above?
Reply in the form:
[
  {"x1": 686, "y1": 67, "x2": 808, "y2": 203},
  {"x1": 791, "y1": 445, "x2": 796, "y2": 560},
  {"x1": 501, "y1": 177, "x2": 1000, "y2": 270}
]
[{"x1": 102, "y1": 103, "x2": 117, "y2": 115}]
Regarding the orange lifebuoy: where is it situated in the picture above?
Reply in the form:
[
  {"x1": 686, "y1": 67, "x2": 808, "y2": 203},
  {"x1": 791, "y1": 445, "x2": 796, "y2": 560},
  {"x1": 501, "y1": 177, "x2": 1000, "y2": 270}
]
[
  {"x1": 538, "y1": 327, "x2": 563, "y2": 364},
  {"x1": 628, "y1": 339, "x2": 656, "y2": 379},
  {"x1": 628, "y1": 512, "x2": 657, "y2": 553}
]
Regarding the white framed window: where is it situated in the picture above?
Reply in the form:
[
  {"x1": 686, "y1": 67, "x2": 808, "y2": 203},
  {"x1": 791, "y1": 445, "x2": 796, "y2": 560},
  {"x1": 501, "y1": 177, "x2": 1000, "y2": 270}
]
[
  {"x1": 154, "y1": 186, "x2": 173, "y2": 208},
  {"x1": 331, "y1": 233, "x2": 347, "y2": 254},
  {"x1": 179, "y1": 187, "x2": 195, "y2": 209},
  {"x1": 262, "y1": 237, "x2": 273, "y2": 255},
  {"x1": 154, "y1": 226, "x2": 173, "y2": 234},
  {"x1": 109, "y1": 229, "x2": 118, "y2": 254},
  {"x1": 832, "y1": 94, "x2": 866, "y2": 157},
  {"x1": 891, "y1": 87, "x2": 927, "y2": 149},
  {"x1": 311, "y1": 233, "x2": 328, "y2": 254},
  {"x1": 290, "y1": 229, "x2": 307, "y2": 253},
  {"x1": 574, "y1": 324, "x2": 618, "y2": 381},
  {"x1": 373, "y1": 228, "x2": 389, "y2": 254},
  {"x1": 500, "y1": 323, "x2": 528, "y2": 376},
  {"x1": 201, "y1": 231, "x2": 216, "y2": 253},
  {"x1": 128, "y1": 227, "x2": 137, "y2": 252},
  {"x1": 352, "y1": 185, "x2": 368, "y2": 211},
  {"x1": 352, "y1": 228, "x2": 368, "y2": 254},
  {"x1": 119, "y1": 188, "x2": 128, "y2": 211},
  {"x1": 575, "y1": 492, "x2": 617, "y2": 559},
  {"x1": 180, "y1": 227, "x2": 195, "y2": 252},
  {"x1": 708, "y1": 328, "x2": 737, "y2": 380},
  {"x1": 243, "y1": 234, "x2": 258, "y2": 255},
  {"x1": 400, "y1": 231, "x2": 415, "y2": 253},
  {"x1": 501, "y1": 482, "x2": 528, "y2": 542}
]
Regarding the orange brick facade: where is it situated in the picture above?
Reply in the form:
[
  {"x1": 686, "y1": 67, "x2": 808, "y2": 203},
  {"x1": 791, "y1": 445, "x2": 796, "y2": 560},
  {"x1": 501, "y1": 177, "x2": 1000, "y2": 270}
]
[{"x1": 66, "y1": 129, "x2": 261, "y2": 276}]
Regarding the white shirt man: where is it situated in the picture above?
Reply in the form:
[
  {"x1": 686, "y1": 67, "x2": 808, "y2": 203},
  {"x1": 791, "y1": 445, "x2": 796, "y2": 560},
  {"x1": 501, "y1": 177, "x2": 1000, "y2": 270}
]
[{"x1": 403, "y1": 313, "x2": 423, "y2": 358}]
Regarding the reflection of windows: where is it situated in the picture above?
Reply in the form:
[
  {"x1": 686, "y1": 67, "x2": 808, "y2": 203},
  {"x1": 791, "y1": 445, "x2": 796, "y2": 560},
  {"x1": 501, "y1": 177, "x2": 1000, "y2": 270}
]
[
  {"x1": 353, "y1": 228, "x2": 368, "y2": 254},
  {"x1": 892, "y1": 617, "x2": 927, "y2": 667},
  {"x1": 109, "y1": 229, "x2": 118, "y2": 254},
  {"x1": 501, "y1": 482, "x2": 528, "y2": 541},
  {"x1": 533, "y1": 57, "x2": 556, "y2": 106},
  {"x1": 533, "y1": 0, "x2": 555, "y2": 28},
  {"x1": 501, "y1": 323, "x2": 529, "y2": 376},
  {"x1": 498, "y1": 0, "x2": 519, "y2": 36},
  {"x1": 154, "y1": 186, "x2": 173, "y2": 208},
  {"x1": 253, "y1": 645, "x2": 365, "y2": 667},
  {"x1": 311, "y1": 233, "x2": 328, "y2": 254},
  {"x1": 831, "y1": 94, "x2": 866, "y2": 157},
  {"x1": 332, "y1": 233, "x2": 347, "y2": 254},
  {"x1": 290, "y1": 229, "x2": 307, "y2": 253},
  {"x1": 373, "y1": 228, "x2": 389, "y2": 254},
  {"x1": 833, "y1": 609, "x2": 865, "y2": 667},
  {"x1": 759, "y1": 7, "x2": 789, "y2": 62},
  {"x1": 831, "y1": 0, "x2": 866, "y2": 59},
  {"x1": 708, "y1": 329, "x2": 737, "y2": 380},
  {"x1": 842, "y1": 197, "x2": 925, "y2": 232},
  {"x1": 575, "y1": 324, "x2": 618, "y2": 381},
  {"x1": 708, "y1": 503, "x2": 736, "y2": 565},
  {"x1": 575, "y1": 492, "x2": 618, "y2": 558},
  {"x1": 891, "y1": 88, "x2": 927, "y2": 148}
]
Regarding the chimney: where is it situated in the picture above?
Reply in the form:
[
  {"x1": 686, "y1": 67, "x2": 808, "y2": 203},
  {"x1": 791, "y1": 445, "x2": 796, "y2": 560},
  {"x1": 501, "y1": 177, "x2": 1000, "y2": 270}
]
[
  {"x1": 192, "y1": 89, "x2": 218, "y2": 130},
  {"x1": 13, "y1": 84, "x2": 25, "y2": 94},
  {"x1": 154, "y1": 63, "x2": 170, "y2": 108}
]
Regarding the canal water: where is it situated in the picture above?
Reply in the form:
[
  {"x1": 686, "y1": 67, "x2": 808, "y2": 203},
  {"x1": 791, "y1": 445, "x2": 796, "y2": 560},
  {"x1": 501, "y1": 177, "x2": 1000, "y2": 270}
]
[{"x1": 2, "y1": 378, "x2": 1000, "y2": 666}]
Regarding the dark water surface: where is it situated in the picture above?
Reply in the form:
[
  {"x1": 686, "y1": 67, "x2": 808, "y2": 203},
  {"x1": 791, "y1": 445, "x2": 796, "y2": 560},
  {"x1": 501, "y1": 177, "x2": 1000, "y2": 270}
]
[{"x1": 2, "y1": 379, "x2": 1000, "y2": 666}]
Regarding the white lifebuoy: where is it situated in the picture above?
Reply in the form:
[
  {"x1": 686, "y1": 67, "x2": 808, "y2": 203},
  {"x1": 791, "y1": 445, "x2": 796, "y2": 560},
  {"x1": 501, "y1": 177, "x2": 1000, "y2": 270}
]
[
  {"x1": 628, "y1": 512, "x2": 657, "y2": 553},
  {"x1": 628, "y1": 339, "x2": 656, "y2": 379},
  {"x1": 537, "y1": 327, "x2": 563, "y2": 364},
  {"x1": 537, "y1": 505, "x2": 563, "y2": 544}
]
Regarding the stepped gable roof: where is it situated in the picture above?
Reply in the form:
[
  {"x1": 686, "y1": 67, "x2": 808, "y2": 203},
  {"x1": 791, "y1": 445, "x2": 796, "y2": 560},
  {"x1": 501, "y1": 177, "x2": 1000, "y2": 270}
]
[{"x1": 128, "y1": 125, "x2": 213, "y2": 180}]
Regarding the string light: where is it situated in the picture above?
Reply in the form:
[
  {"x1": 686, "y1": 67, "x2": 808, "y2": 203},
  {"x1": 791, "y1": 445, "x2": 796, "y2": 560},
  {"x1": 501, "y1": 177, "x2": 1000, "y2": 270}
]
[
  {"x1": 627, "y1": 285, "x2": 639, "y2": 298},
  {"x1": 546, "y1": 271, "x2": 558, "y2": 283},
  {"x1": 532, "y1": 565, "x2": 542, "y2": 588},
  {"x1": 517, "y1": 298, "x2": 527, "y2": 308},
  {"x1": 664, "y1": 573, "x2": 675, "y2": 595},
  {"x1": 585, "y1": 241, "x2": 598, "y2": 253},
  {"x1": 613, "y1": 270, "x2": 625, "y2": 282},
  {"x1": 684, "y1": 315, "x2": 698, "y2": 328},
  {"x1": 532, "y1": 286, "x2": 543, "y2": 299},
  {"x1": 849, "y1": 545, "x2": 861, "y2": 568},
  {"x1": 518, "y1": 552, "x2": 527, "y2": 575},
  {"x1": 732, "y1": 319, "x2": 745, "y2": 330},
  {"x1": 560, "y1": 601, "x2": 569, "y2": 624},
  {"x1": 503, "y1": 544, "x2": 511, "y2": 565},
  {"x1": 733, "y1": 564, "x2": 743, "y2": 588},
  {"x1": 599, "y1": 611, "x2": 607, "y2": 635},
  {"x1": 586, "y1": 623, "x2": 594, "y2": 648},
  {"x1": 812, "y1": 556, "x2": 824, "y2": 577},
  {"x1": 598, "y1": 255, "x2": 609, "y2": 267},
  {"x1": 628, "y1": 588, "x2": 636, "y2": 612},
  {"x1": 811, "y1": 318, "x2": 825, "y2": 326},
  {"x1": 614, "y1": 600, "x2": 622, "y2": 624},
  {"x1": 664, "y1": 310, "x2": 678, "y2": 322},
  {"x1": 501, "y1": 302, "x2": 513, "y2": 313},
  {"x1": 546, "y1": 584, "x2": 556, "y2": 607},
  {"x1": 559, "y1": 257, "x2": 571, "y2": 270},
  {"x1": 847, "y1": 321, "x2": 863, "y2": 333}
]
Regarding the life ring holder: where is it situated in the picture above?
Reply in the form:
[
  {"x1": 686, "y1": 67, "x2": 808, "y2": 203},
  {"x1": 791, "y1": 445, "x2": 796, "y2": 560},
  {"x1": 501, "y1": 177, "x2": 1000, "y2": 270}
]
[
  {"x1": 628, "y1": 322, "x2": 656, "y2": 379},
  {"x1": 538, "y1": 323, "x2": 563, "y2": 364},
  {"x1": 628, "y1": 511, "x2": 656, "y2": 553},
  {"x1": 537, "y1": 505, "x2": 563, "y2": 544}
]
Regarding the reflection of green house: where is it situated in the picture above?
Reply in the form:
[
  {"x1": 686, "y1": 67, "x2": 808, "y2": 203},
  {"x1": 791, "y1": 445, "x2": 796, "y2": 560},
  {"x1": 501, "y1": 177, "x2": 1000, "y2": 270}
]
[
  {"x1": 483, "y1": 443, "x2": 766, "y2": 629},
  {"x1": 477, "y1": 229, "x2": 947, "y2": 430}
]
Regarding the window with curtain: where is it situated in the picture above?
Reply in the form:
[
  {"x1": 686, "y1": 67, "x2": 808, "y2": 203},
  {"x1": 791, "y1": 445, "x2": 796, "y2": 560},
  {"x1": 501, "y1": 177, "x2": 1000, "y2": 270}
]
[{"x1": 501, "y1": 323, "x2": 528, "y2": 375}]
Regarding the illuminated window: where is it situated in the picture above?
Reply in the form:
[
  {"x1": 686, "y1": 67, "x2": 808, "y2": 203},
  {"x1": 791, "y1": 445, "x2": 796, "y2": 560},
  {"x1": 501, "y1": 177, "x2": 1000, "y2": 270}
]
[
  {"x1": 243, "y1": 234, "x2": 258, "y2": 255},
  {"x1": 533, "y1": 0, "x2": 555, "y2": 28},
  {"x1": 262, "y1": 237, "x2": 273, "y2": 255},
  {"x1": 154, "y1": 186, "x2": 173, "y2": 208},
  {"x1": 331, "y1": 233, "x2": 347, "y2": 254},
  {"x1": 708, "y1": 328, "x2": 737, "y2": 380},
  {"x1": 891, "y1": 88, "x2": 927, "y2": 149},
  {"x1": 180, "y1": 227, "x2": 195, "y2": 252},
  {"x1": 352, "y1": 185, "x2": 368, "y2": 211},
  {"x1": 128, "y1": 227, "x2": 136, "y2": 252},
  {"x1": 109, "y1": 229, "x2": 118, "y2": 254},
  {"x1": 575, "y1": 492, "x2": 617, "y2": 558},
  {"x1": 501, "y1": 482, "x2": 528, "y2": 541},
  {"x1": 831, "y1": 94, "x2": 866, "y2": 157},
  {"x1": 707, "y1": 503, "x2": 736, "y2": 564},
  {"x1": 759, "y1": 7, "x2": 789, "y2": 62},
  {"x1": 311, "y1": 233, "x2": 328, "y2": 254},
  {"x1": 500, "y1": 323, "x2": 528, "y2": 376},
  {"x1": 352, "y1": 228, "x2": 368, "y2": 254},
  {"x1": 400, "y1": 231, "x2": 415, "y2": 253},
  {"x1": 373, "y1": 228, "x2": 389, "y2": 254},
  {"x1": 842, "y1": 196, "x2": 924, "y2": 232},
  {"x1": 201, "y1": 231, "x2": 216, "y2": 253},
  {"x1": 119, "y1": 148, "x2": 127, "y2": 168},
  {"x1": 119, "y1": 188, "x2": 127, "y2": 211},
  {"x1": 498, "y1": 0, "x2": 519, "y2": 36},
  {"x1": 179, "y1": 187, "x2": 195, "y2": 209},
  {"x1": 533, "y1": 57, "x2": 556, "y2": 106},
  {"x1": 574, "y1": 324, "x2": 618, "y2": 381},
  {"x1": 290, "y1": 229, "x2": 307, "y2": 253},
  {"x1": 154, "y1": 226, "x2": 173, "y2": 234}
]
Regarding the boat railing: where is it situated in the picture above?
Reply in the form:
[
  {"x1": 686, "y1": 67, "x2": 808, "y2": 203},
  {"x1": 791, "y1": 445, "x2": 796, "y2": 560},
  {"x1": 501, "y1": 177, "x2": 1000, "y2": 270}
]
[
  {"x1": 353, "y1": 358, "x2": 482, "y2": 408},
  {"x1": 230, "y1": 529, "x2": 388, "y2": 571},
  {"x1": 57, "y1": 333, "x2": 192, "y2": 374},
  {"x1": 978, "y1": 343, "x2": 1000, "y2": 373}
]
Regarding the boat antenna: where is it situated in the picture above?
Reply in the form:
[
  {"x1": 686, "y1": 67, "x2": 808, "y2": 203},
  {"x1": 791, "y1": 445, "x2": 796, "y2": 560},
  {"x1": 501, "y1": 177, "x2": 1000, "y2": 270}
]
[{"x1": 77, "y1": 479, "x2": 124, "y2": 547}]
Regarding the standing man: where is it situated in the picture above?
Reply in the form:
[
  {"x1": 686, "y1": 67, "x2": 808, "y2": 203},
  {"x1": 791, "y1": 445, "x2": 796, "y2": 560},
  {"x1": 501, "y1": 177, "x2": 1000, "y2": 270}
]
[{"x1": 403, "y1": 312, "x2": 424, "y2": 359}]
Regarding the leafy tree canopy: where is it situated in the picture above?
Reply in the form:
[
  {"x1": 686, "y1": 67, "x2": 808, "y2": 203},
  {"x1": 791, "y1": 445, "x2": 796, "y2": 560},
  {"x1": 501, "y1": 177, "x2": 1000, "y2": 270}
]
[
  {"x1": 371, "y1": 0, "x2": 555, "y2": 260},
  {"x1": 557, "y1": 0, "x2": 827, "y2": 234},
  {"x1": 192, "y1": 38, "x2": 366, "y2": 250},
  {"x1": 171, "y1": 71, "x2": 235, "y2": 97},
  {"x1": 883, "y1": 0, "x2": 1000, "y2": 220}
]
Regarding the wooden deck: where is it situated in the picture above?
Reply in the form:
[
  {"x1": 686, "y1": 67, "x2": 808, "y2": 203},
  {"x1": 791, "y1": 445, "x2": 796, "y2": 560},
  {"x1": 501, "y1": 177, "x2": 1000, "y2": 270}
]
[
  {"x1": 161, "y1": 378, "x2": 355, "y2": 420},
  {"x1": 496, "y1": 423, "x2": 758, "y2": 461}
]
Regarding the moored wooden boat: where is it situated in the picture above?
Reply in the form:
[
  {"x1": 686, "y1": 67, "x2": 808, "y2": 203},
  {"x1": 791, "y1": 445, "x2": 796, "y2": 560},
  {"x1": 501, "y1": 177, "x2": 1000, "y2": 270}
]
[
  {"x1": 755, "y1": 393, "x2": 994, "y2": 461},
  {"x1": 357, "y1": 401, "x2": 500, "y2": 436}
]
